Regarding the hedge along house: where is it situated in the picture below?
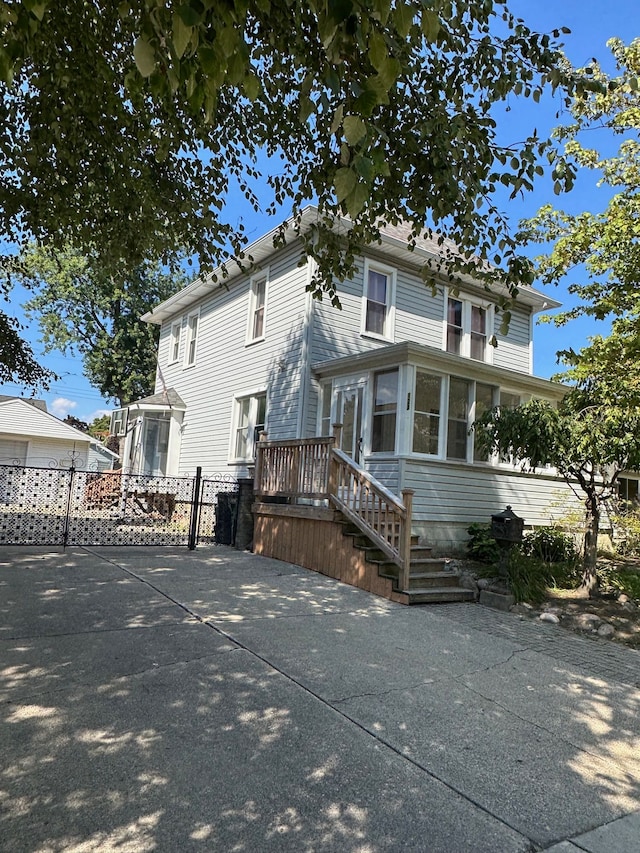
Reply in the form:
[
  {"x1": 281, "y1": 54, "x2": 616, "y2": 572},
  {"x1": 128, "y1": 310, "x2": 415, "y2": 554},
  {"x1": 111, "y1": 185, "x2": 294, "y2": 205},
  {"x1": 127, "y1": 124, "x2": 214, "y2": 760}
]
[{"x1": 112, "y1": 207, "x2": 576, "y2": 579}]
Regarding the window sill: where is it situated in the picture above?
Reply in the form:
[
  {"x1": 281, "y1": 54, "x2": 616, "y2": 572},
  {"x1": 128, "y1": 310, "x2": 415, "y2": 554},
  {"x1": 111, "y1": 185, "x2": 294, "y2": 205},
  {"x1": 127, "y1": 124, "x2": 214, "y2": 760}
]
[
  {"x1": 360, "y1": 331, "x2": 394, "y2": 344},
  {"x1": 245, "y1": 336, "x2": 265, "y2": 347}
]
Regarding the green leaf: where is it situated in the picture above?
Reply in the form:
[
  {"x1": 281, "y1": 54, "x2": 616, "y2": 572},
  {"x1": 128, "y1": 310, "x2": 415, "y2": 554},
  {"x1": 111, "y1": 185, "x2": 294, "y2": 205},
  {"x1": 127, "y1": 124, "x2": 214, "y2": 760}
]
[
  {"x1": 343, "y1": 114, "x2": 367, "y2": 145},
  {"x1": 333, "y1": 167, "x2": 357, "y2": 202},
  {"x1": 345, "y1": 182, "x2": 369, "y2": 217},
  {"x1": 134, "y1": 38, "x2": 156, "y2": 78},
  {"x1": 368, "y1": 31, "x2": 388, "y2": 71},
  {"x1": 24, "y1": 0, "x2": 47, "y2": 21},
  {"x1": 243, "y1": 73, "x2": 261, "y2": 101},
  {"x1": 394, "y1": 1, "x2": 414, "y2": 38},
  {"x1": 172, "y1": 14, "x2": 192, "y2": 60},
  {"x1": 421, "y1": 10, "x2": 440, "y2": 42},
  {"x1": 177, "y1": 4, "x2": 202, "y2": 27}
]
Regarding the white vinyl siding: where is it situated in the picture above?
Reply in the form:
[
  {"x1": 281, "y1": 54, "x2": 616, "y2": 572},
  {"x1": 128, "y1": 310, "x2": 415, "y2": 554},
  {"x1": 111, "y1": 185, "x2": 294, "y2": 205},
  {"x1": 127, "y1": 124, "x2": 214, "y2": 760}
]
[
  {"x1": 401, "y1": 457, "x2": 583, "y2": 528},
  {"x1": 155, "y1": 243, "x2": 309, "y2": 475},
  {"x1": 0, "y1": 438, "x2": 28, "y2": 465}
]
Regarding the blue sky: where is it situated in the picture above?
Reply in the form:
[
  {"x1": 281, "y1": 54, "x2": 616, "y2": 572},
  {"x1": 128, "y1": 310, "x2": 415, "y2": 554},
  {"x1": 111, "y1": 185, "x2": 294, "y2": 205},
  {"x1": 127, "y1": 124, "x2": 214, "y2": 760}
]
[{"x1": 1, "y1": 1, "x2": 638, "y2": 421}]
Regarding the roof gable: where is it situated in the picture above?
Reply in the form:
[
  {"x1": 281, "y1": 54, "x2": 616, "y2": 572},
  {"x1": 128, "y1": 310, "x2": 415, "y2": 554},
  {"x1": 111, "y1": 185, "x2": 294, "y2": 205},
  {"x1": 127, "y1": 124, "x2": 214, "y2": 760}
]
[{"x1": 0, "y1": 398, "x2": 93, "y2": 444}]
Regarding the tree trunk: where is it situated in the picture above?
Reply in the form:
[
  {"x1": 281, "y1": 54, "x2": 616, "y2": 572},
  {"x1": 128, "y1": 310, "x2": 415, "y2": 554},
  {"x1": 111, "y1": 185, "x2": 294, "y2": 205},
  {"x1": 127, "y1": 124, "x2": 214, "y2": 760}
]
[{"x1": 581, "y1": 491, "x2": 600, "y2": 592}]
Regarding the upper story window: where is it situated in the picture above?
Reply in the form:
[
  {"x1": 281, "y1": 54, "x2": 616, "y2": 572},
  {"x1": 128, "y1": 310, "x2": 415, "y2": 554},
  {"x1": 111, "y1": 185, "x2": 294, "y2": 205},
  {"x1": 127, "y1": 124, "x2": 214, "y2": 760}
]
[
  {"x1": 371, "y1": 369, "x2": 398, "y2": 452},
  {"x1": 232, "y1": 392, "x2": 267, "y2": 462},
  {"x1": 445, "y1": 294, "x2": 492, "y2": 362},
  {"x1": 110, "y1": 408, "x2": 128, "y2": 437},
  {"x1": 247, "y1": 272, "x2": 267, "y2": 343},
  {"x1": 362, "y1": 260, "x2": 396, "y2": 341},
  {"x1": 169, "y1": 321, "x2": 181, "y2": 364},
  {"x1": 185, "y1": 312, "x2": 199, "y2": 367}
]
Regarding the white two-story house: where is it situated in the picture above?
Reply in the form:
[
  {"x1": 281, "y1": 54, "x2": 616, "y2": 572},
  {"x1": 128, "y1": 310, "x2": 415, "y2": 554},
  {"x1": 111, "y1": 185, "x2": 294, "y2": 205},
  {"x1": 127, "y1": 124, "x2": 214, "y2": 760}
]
[{"x1": 112, "y1": 207, "x2": 575, "y2": 552}]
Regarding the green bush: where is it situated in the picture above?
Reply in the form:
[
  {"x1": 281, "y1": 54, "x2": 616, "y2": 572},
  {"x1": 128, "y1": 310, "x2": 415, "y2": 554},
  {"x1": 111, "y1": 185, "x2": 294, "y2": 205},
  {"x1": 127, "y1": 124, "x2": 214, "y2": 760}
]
[
  {"x1": 466, "y1": 523, "x2": 501, "y2": 563},
  {"x1": 521, "y1": 526, "x2": 579, "y2": 564},
  {"x1": 611, "y1": 504, "x2": 640, "y2": 557},
  {"x1": 505, "y1": 550, "x2": 549, "y2": 605}
]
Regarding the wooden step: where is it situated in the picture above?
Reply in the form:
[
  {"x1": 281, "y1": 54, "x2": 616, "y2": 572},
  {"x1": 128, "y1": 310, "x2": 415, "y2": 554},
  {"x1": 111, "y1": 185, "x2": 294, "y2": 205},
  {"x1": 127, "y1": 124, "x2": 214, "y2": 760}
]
[
  {"x1": 406, "y1": 587, "x2": 476, "y2": 605},
  {"x1": 407, "y1": 571, "x2": 461, "y2": 591}
]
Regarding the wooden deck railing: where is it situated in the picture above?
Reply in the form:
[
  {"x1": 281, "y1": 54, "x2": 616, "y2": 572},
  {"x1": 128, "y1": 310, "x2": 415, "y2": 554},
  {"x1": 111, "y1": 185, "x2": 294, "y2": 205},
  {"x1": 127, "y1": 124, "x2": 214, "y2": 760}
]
[
  {"x1": 255, "y1": 435, "x2": 334, "y2": 499},
  {"x1": 255, "y1": 434, "x2": 414, "y2": 590}
]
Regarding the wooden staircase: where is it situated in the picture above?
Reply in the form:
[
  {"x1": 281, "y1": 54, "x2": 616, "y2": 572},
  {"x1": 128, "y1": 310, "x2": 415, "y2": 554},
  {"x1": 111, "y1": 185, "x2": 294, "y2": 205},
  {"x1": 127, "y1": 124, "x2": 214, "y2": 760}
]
[{"x1": 341, "y1": 523, "x2": 475, "y2": 605}]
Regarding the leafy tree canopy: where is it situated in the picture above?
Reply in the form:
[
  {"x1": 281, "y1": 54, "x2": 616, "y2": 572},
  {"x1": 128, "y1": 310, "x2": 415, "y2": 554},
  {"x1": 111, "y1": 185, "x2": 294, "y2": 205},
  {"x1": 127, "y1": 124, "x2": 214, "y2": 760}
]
[
  {"x1": 15, "y1": 245, "x2": 184, "y2": 406},
  {"x1": 520, "y1": 37, "x2": 640, "y2": 324},
  {"x1": 0, "y1": 1, "x2": 592, "y2": 385},
  {"x1": 88, "y1": 414, "x2": 111, "y2": 439}
]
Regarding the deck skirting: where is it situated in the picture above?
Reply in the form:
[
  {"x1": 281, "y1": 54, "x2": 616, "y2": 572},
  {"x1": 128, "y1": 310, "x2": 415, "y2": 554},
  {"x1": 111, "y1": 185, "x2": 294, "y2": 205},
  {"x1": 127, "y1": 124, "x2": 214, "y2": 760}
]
[{"x1": 252, "y1": 502, "x2": 408, "y2": 604}]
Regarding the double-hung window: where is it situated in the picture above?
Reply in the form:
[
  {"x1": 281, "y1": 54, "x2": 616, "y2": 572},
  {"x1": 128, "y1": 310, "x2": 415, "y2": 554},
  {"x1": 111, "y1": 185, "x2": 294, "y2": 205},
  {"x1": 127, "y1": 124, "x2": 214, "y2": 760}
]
[
  {"x1": 247, "y1": 272, "x2": 267, "y2": 343},
  {"x1": 169, "y1": 322, "x2": 181, "y2": 364},
  {"x1": 362, "y1": 260, "x2": 395, "y2": 340},
  {"x1": 447, "y1": 378, "x2": 471, "y2": 460},
  {"x1": 445, "y1": 295, "x2": 491, "y2": 362},
  {"x1": 185, "y1": 312, "x2": 199, "y2": 367},
  {"x1": 413, "y1": 372, "x2": 442, "y2": 455},
  {"x1": 371, "y1": 369, "x2": 398, "y2": 452},
  {"x1": 232, "y1": 393, "x2": 267, "y2": 461}
]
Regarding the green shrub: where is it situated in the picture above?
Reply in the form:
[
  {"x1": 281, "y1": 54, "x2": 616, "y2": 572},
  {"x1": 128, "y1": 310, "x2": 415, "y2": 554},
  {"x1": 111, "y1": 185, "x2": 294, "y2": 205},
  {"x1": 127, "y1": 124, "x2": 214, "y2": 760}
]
[
  {"x1": 522, "y1": 526, "x2": 579, "y2": 564},
  {"x1": 611, "y1": 504, "x2": 640, "y2": 557},
  {"x1": 466, "y1": 523, "x2": 500, "y2": 563}
]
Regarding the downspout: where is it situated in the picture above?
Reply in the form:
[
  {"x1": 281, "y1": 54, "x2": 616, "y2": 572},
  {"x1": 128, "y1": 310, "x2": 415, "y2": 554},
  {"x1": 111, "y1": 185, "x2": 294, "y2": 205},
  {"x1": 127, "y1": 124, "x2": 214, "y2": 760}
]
[{"x1": 296, "y1": 255, "x2": 317, "y2": 437}]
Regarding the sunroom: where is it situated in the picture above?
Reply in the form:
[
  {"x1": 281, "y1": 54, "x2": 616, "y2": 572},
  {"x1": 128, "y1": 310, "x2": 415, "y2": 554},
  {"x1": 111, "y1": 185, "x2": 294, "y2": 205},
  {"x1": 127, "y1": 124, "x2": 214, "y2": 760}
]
[{"x1": 311, "y1": 342, "x2": 567, "y2": 548}]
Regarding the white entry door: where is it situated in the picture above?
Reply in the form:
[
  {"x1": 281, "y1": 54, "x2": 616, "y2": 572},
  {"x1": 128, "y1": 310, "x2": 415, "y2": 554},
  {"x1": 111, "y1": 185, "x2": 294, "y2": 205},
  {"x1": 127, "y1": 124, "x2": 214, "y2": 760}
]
[{"x1": 335, "y1": 383, "x2": 366, "y2": 464}]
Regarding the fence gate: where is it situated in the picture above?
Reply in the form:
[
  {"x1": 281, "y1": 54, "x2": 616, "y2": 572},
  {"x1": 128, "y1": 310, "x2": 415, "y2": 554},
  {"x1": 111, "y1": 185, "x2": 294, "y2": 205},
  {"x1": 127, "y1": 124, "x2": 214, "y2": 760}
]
[{"x1": 0, "y1": 464, "x2": 239, "y2": 548}]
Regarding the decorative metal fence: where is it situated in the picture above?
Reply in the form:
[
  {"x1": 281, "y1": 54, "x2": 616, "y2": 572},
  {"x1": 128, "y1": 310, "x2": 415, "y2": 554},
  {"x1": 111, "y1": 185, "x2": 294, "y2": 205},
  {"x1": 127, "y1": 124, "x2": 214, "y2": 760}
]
[{"x1": 0, "y1": 462, "x2": 239, "y2": 548}]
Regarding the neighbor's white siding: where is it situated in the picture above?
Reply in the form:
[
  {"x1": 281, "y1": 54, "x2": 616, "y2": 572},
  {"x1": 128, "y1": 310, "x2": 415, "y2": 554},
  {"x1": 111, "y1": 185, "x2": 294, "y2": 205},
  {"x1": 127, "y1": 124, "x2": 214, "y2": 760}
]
[{"x1": 156, "y1": 244, "x2": 309, "y2": 475}]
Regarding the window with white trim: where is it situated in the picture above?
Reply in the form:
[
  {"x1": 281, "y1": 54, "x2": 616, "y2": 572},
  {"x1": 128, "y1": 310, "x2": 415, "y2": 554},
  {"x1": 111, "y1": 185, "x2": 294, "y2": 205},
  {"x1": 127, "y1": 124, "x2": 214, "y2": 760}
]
[
  {"x1": 169, "y1": 321, "x2": 181, "y2": 364},
  {"x1": 371, "y1": 369, "x2": 398, "y2": 452},
  {"x1": 362, "y1": 261, "x2": 395, "y2": 340},
  {"x1": 232, "y1": 392, "x2": 267, "y2": 461},
  {"x1": 184, "y1": 312, "x2": 199, "y2": 366},
  {"x1": 445, "y1": 295, "x2": 492, "y2": 362},
  {"x1": 413, "y1": 371, "x2": 442, "y2": 455},
  {"x1": 447, "y1": 377, "x2": 471, "y2": 460},
  {"x1": 319, "y1": 384, "x2": 332, "y2": 437},
  {"x1": 110, "y1": 408, "x2": 128, "y2": 437},
  {"x1": 473, "y1": 383, "x2": 496, "y2": 462},
  {"x1": 247, "y1": 272, "x2": 267, "y2": 343}
]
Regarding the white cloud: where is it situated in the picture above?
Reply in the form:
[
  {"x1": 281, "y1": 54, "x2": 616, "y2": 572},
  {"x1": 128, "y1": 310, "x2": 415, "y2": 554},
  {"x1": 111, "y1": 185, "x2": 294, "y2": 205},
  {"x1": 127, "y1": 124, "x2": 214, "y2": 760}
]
[
  {"x1": 50, "y1": 397, "x2": 77, "y2": 419},
  {"x1": 86, "y1": 408, "x2": 111, "y2": 423}
]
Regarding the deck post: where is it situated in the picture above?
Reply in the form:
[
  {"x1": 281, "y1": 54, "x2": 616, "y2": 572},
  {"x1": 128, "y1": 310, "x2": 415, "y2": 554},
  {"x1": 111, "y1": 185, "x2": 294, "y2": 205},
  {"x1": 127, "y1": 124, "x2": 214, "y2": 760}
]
[
  {"x1": 328, "y1": 424, "x2": 342, "y2": 500},
  {"x1": 254, "y1": 431, "x2": 267, "y2": 496},
  {"x1": 400, "y1": 488, "x2": 415, "y2": 591}
]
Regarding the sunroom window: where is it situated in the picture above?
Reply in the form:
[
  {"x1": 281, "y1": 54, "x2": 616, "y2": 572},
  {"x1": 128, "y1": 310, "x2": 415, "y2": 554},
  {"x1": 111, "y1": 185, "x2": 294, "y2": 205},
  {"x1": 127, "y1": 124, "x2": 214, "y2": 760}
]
[
  {"x1": 371, "y1": 369, "x2": 398, "y2": 452},
  {"x1": 447, "y1": 377, "x2": 470, "y2": 460},
  {"x1": 413, "y1": 371, "x2": 442, "y2": 455}
]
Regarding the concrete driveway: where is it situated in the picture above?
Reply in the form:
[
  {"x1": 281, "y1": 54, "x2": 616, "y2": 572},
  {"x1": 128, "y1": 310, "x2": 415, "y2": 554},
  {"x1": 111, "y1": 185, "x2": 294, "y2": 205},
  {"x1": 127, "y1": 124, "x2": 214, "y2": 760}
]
[{"x1": 1, "y1": 545, "x2": 639, "y2": 852}]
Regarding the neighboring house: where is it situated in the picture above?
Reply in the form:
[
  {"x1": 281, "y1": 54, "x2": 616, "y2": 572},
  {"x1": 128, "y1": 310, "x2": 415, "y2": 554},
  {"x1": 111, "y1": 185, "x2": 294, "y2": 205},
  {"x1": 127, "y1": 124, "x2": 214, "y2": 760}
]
[
  {"x1": 0, "y1": 397, "x2": 119, "y2": 471},
  {"x1": 112, "y1": 207, "x2": 582, "y2": 551}
]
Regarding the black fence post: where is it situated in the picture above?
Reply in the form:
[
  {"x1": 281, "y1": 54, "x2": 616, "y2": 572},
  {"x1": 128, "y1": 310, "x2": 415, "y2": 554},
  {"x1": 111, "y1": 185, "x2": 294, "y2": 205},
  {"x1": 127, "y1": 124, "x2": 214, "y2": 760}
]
[
  {"x1": 188, "y1": 466, "x2": 203, "y2": 550},
  {"x1": 62, "y1": 461, "x2": 76, "y2": 548}
]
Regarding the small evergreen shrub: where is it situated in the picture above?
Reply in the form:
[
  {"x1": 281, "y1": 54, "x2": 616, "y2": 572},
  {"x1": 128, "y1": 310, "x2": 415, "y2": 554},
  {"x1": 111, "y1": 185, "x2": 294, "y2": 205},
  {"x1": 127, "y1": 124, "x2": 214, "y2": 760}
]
[{"x1": 466, "y1": 523, "x2": 500, "y2": 563}]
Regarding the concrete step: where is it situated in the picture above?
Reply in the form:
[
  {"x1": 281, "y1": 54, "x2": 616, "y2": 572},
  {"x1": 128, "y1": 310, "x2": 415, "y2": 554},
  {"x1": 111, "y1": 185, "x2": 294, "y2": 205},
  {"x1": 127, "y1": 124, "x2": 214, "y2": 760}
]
[{"x1": 406, "y1": 587, "x2": 476, "y2": 605}]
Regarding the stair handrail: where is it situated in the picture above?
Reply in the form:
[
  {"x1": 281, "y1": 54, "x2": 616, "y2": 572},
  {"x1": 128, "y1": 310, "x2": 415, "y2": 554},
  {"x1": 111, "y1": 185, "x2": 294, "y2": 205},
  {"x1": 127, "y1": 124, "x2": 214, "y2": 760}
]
[{"x1": 329, "y1": 446, "x2": 413, "y2": 588}]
